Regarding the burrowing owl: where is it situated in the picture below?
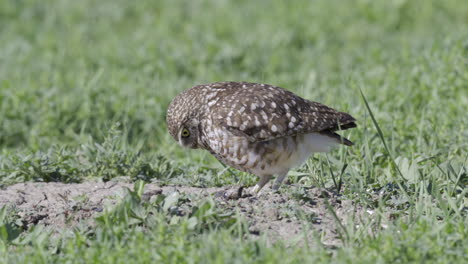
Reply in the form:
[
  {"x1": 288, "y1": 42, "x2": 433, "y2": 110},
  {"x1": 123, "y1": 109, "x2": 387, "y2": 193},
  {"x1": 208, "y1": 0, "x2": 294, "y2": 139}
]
[{"x1": 166, "y1": 82, "x2": 356, "y2": 194}]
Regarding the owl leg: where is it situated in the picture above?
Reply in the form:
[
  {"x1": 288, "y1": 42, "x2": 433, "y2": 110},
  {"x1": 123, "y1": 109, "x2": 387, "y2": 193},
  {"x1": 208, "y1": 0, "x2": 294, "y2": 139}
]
[
  {"x1": 272, "y1": 172, "x2": 288, "y2": 191},
  {"x1": 251, "y1": 175, "x2": 272, "y2": 194}
]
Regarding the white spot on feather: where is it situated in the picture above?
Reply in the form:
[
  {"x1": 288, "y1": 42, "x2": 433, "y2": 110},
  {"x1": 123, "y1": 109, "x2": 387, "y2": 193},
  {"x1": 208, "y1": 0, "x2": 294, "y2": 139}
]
[
  {"x1": 207, "y1": 99, "x2": 218, "y2": 107},
  {"x1": 206, "y1": 92, "x2": 218, "y2": 100},
  {"x1": 254, "y1": 116, "x2": 261, "y2": 126}
]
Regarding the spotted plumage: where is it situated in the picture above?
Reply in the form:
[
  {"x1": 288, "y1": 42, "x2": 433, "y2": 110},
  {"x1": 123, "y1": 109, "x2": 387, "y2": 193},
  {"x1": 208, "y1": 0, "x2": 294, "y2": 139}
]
[{"x1": 166, "y1": 82, "x2": 356, "y2": 194}]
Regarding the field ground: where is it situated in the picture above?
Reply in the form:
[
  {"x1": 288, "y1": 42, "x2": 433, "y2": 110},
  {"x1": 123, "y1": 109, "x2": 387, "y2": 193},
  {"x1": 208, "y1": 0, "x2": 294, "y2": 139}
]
[
  {"x1": 0, "y1": 181, "x2": 355, "y2": 247},
  {"x1": 0, "y1": 0, "x2": 467, "y2": 263}
]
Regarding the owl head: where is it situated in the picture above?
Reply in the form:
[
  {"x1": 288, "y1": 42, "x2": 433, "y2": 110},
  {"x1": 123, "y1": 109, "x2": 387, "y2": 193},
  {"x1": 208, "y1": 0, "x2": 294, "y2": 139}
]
[{"x1": 166, "y1": 91, "x2": 201, "y2": 149}]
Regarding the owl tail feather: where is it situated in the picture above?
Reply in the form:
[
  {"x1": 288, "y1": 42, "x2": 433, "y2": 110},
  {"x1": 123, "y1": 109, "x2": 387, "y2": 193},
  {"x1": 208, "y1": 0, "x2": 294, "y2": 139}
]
[{"x1": 320, "y1": 131, "x2": 354, "y2": 146}]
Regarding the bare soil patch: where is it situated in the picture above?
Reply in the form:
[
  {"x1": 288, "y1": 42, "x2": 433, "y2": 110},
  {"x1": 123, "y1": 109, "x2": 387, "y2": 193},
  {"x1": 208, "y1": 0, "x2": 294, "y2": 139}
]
[{"x1": 0, "y1": 182, "x2": 367, "y2": 247}]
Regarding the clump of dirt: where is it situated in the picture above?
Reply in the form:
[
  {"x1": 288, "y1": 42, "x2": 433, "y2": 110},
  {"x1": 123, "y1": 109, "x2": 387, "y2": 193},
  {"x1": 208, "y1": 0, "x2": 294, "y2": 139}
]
[
  {"x1": 215, "y1": 186, "x2": 356, "y2": 247},
  {"x1": 0, "y1": 182, "x2": 367, "y2": 247}
]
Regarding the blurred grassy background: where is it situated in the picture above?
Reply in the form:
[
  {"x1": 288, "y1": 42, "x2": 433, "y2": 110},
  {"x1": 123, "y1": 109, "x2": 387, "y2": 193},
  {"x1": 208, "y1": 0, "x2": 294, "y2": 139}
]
[
  {"x1": 1, "y1": 0, "x2": 467, "y2": 186},
  {"x1": 1, "y1": 0, "x2": 466, "y2": 152}
]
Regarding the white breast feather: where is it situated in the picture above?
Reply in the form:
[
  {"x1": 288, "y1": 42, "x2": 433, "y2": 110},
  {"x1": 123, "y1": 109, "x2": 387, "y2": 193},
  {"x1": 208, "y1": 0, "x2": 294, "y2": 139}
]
[
  {"x1": 278, "y1": 133, "x2": 338, "y2": 172},
  {"x1": 250, "y1": 133, "x2": 338, "y2": 177},
  {"x1": 303, "y1": 133, "x2": 338, "y2": 153}
]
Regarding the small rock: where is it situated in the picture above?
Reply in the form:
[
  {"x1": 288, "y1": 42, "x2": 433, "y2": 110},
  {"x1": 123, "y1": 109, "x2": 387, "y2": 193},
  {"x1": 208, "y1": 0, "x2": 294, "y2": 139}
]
[
  {"x1": 214, "y1": 186, "x2": 244, "y2": 200},
  {"x1": 248, "y1": 226, "x2": 260, "y2": 235},
  {"x1": 141, "y1": 189, "x2": 163, "y2": 201},
  {"x1": 319, "y1": 190, "x2": 330, "y2": 198},
  {"x1": 92, "y1": 207, "x2": 103, "y2": 212}
]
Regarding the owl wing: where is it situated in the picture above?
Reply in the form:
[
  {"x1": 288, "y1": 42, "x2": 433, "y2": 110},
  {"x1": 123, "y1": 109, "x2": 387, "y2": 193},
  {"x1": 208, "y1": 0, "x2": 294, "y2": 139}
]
[{"x1": 208, "y1": 82, "x2": 356, "y2": 144}]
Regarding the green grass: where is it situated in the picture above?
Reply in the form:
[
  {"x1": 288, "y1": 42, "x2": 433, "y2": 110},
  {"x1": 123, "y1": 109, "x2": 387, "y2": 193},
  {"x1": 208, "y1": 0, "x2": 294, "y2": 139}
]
[{"x1": 1, "y1": 0, "x2": 467, "y2": 263}]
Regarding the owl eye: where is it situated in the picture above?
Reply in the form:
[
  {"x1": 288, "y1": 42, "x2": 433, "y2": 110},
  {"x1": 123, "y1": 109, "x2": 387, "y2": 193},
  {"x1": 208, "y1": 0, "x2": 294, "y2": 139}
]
[{"x1": 181, "y1": 128, "x2": 190, "y2": 138}]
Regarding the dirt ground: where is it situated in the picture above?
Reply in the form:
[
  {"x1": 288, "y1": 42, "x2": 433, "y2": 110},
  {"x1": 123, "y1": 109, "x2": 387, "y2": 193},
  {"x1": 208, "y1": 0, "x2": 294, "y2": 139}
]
[{"x1": 0, "y1": 181, "x2": 369, "y2": 247}]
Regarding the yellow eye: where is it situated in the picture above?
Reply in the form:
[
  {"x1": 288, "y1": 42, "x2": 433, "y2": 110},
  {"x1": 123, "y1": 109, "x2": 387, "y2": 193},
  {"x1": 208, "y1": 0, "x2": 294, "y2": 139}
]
[{"x1": 181, "y1": 128, "x2": 190, "y2": 138}]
